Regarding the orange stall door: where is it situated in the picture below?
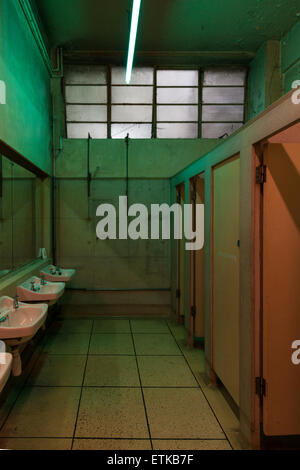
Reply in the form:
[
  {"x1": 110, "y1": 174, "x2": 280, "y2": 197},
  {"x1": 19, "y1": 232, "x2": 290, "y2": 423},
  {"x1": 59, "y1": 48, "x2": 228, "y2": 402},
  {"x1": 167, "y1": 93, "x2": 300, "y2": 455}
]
[{"x1": 263, "y1": 143, "x2": 300, "y2": 436}]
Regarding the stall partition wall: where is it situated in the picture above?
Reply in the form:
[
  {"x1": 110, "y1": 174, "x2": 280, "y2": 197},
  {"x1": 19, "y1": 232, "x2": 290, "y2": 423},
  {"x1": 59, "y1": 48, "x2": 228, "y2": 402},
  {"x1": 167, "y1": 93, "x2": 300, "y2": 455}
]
[
  {"x1": 188, "y1": 174, "x2": 205, "y2": 347},
  {"x1": 212, "y1": 155, "x2": 240, "y2": 406},
  {"x1": 262, "y1": 143, "x2": 300, "y2": 436},
  {"x1": 175, "y1": 183, "x2": 186, "y2": 322}
]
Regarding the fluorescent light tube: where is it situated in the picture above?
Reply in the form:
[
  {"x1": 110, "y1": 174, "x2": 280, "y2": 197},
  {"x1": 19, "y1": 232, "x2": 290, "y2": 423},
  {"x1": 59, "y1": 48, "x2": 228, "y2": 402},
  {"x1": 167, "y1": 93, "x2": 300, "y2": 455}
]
[{"x1": 125, "y1": 0, "x2": 141, "y2": 84}]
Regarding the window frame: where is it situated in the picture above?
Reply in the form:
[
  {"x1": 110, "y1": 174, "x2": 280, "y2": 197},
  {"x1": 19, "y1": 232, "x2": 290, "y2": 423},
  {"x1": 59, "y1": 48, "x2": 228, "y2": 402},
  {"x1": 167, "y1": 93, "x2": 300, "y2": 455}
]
[{"x1": 64, "y1": 64, "x2": 249, "y2": 140}]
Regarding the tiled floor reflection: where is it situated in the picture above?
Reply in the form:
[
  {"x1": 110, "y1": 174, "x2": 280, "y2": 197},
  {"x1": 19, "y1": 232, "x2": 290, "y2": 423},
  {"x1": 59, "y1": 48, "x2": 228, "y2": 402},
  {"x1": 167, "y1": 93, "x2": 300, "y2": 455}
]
[{"x1": 0, "y1": 317, "x2": 237, "y2": 450}]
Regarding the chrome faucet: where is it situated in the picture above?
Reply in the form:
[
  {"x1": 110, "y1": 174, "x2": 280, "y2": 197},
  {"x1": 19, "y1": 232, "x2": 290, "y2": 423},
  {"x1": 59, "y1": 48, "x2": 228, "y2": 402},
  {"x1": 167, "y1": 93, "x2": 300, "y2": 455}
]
[
  {"x1": 13, "y1": 294, "x2": 19, "y2": 309},
  {"x1": 41, "y1": 274, "x2": 46, "y2": 286},
  {"x1": 31, "y1": 279, "x2": 36, "y2": 291}
]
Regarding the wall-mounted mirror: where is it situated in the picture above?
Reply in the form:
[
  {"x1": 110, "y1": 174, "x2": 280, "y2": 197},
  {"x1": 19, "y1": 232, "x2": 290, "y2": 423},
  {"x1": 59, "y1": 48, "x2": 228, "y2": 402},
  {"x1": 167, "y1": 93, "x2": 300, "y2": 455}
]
[{"x1": 0, "y1": 155, "x2": 39, "y2": 278}]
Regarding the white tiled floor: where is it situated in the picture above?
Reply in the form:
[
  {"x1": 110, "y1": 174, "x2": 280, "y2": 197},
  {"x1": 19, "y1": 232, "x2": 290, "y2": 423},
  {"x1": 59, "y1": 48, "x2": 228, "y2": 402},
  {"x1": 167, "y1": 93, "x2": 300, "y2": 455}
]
[{"x1": 0, "y1": 317, "x2": 240, "y2": 450}]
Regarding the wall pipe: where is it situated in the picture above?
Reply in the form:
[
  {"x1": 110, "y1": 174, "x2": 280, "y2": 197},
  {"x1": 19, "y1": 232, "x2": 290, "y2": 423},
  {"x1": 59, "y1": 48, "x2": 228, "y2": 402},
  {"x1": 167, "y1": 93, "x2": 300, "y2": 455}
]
[
  {"x1": 87, "y1": 133, "x2": 92, "y2": 198},
  {"x1": 125, "y1": 134, "x2": 129, "y2": 199},
  {"x1": 18, "y1": 0, "x2": 63, "y2": 77},
  {"x1": 51, "y1": 97, "x2": 57, "y2": 265}
]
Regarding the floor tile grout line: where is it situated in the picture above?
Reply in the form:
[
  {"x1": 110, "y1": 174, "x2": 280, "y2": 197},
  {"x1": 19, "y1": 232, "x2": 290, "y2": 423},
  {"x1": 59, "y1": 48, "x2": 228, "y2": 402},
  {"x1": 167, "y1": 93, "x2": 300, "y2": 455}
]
[
  {"x1": 129, "y1": 319, "x2": 153, "y2": 451},
  {"x1": 0, "y1": 318, "x2": 232, "y2": 449},
  {"x1": 71, "y1": 321, "x2": 94, "y2": 450},
  {"x1": 166, "y1": 321, "x2": 233, "y2": 450}
]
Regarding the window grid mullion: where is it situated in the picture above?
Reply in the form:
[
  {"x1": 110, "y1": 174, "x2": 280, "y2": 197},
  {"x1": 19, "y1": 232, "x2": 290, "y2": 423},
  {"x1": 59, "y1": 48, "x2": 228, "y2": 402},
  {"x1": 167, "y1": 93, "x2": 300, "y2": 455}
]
[
  {"x1": 155, "y1": 69, "x2": 200, "y2": 138},
  {"x1": 198, "y1": 68, "x2": 203, "y2": 139},
  {"x1": 152, "y1": 66, "x2": 157, "y2": 138},
  {"x1": 107, "y1": 65, "x2": 112, "y2": 139}
]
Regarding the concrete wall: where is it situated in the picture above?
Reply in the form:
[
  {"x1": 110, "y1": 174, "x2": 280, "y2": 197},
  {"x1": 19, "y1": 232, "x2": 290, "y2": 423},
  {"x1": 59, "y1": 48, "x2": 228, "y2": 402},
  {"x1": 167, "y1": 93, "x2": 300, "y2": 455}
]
[
  {"x1": 0, "y1": 0, "x2": 52, "y2": 174},
  {"x1": 55, "y1": 138, "x2": 218, "y2": 304},
  {"x1": 248, "y1": 43, "x2": 267, "y2": 120},
  {"x1": 56, "y1": 177, "x2": 171, "y2": 290},
  {"x1": 248, "y1": 40, "x2": 282, "y2": 120},
  {"x1": 248, "y1": 21, "x2": 300, "y2": 120},
  {"x1": 281, "y1": 20, "x2": 300, "y2": 93},
  {"x1": 55, "y1": 139, "x2": 219, "y2": 179}
]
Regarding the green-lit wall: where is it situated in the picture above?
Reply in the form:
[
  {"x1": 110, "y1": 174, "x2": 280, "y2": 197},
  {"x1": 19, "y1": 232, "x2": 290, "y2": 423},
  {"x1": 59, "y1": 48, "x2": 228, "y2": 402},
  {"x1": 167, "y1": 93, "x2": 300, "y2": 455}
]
[
  {"x1": 282, "y1": 20, "x2": 300, "y2": 93},
  {"x1": 0, "y1": 0, "x2": 51, "y2": 174},
  {"x1": 248, "y1": 20, "x2": 300, "y2": 120},
  {"x1": 55, "y1": 138, "x2": 218, "y2": 294},
  {"x1": 248, "y1": 43, "x2": 266, "y2": 120}
]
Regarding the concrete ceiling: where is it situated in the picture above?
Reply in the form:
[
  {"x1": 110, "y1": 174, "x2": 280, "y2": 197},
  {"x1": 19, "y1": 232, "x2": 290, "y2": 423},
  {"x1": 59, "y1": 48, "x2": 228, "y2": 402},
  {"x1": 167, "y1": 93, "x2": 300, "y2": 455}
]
[{"x1": 33, "y1": 0, "x2": 300, "y2": 64}]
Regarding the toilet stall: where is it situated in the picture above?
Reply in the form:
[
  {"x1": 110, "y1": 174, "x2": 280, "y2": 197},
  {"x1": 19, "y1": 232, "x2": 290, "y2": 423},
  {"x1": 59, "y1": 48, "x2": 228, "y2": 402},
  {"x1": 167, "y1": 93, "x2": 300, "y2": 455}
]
[{"x1": 258, "y1": 140, "x2": 300, "y2": 437}]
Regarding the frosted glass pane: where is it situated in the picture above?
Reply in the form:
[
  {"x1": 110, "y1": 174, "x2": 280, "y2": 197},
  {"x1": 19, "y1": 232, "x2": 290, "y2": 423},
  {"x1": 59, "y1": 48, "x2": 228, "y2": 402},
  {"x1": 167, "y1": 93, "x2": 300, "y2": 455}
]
[
  {"x1": 112, "y1": 67, "x2": 153, "y2": 85},
  {"x1": 157, "y1": 123, "x2": 198, "y2": 138},
  {"x1": 202, "y1": 123, "x2": 243, "y2": 138},
  {"x1": 66, "y1": 105, "x2": 107, "y2": 122},
  {"x1": 65, "y1": 86, "x2": 107, "y2": 103},
  {"x1": 67, "y1": 123, "x2": 107, "y2": 138},
  {"x1": 203, "y1": 68, "x2": 246, "y2": 86},
  {"x1": 202, "y1": 87, "x2": 244, "y2": 104},
  {"x1": 111, "y1": 105, "x2": 152, "y2": 122},
  {"x1": 157, "y1": 87, "x2": 198, "y2": 104},
  {"x1": 112, "y1": 86, "x2": 153, "y2": 104},
  {"x1": 111, "y1": 124, "x2": 152, "y2": 139},
  {"x1": 157, "y1": 70, "x2": 198, "y2": 86},
  {"x1": 65, "y1": 65, "x2": 107, "y2": 84},
  {"x1": 202, "y1": 105, "x2": 244, "y2": 122},
  {"x1": 157, "y1": 105, "x2": 198, "y2": 122}
]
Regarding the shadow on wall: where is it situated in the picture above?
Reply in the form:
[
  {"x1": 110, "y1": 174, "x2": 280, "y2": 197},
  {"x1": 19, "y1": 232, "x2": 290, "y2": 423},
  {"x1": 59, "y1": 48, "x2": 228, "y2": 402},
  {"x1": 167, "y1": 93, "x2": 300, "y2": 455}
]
[
  {"x1": 56, "y1": 178, "x2": 171, "y2": 290},
  {"x1": 268, "y1": 144, "x2": 300, "y2": 232}
]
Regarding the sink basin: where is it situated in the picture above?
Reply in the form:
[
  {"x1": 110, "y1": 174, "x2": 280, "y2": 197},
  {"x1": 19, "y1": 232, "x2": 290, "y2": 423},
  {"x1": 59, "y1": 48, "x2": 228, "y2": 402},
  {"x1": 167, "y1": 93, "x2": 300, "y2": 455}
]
[
  {"x1": 0, "y1": 352, "x2": 12, "y2": 394},
  {"x1": 0, "y1": 297, "x2": 48, "y2": 340},
  {"x1": 16, "y1": 276, "x2": 65, "y2": 302},
  {"x1": 0, "y1": 297, "x2": 48, "y2": 377},
  {"x1": 40, "y1": 265, "x2": 76, "y2": 283}
]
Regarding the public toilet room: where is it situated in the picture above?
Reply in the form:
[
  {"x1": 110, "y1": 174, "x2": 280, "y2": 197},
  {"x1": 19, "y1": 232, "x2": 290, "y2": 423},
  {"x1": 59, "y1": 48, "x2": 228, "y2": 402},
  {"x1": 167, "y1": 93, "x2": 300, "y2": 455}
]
[{"x1": 0, "y1": 0, "x2": 299, "y2": 455}]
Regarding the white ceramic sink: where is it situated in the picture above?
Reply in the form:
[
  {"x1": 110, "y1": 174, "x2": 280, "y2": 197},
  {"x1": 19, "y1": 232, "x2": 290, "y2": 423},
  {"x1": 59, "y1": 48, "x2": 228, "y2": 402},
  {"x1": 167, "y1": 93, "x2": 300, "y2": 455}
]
[
  {"x1": 40, "y1": 265, "x2": 76, "y2": 283},
  {"x1": 0, "y1": 297, "x2": 48, "y2": 377},
  {"x1": 0, "y1": 352, "x2": 12, "y2": 394},
  {"x1": 0, "y1": 297, "x2": 48, "y2": 340},
  {"x1": 16, "y1": 276, "x2": 65, "y2": 302}
]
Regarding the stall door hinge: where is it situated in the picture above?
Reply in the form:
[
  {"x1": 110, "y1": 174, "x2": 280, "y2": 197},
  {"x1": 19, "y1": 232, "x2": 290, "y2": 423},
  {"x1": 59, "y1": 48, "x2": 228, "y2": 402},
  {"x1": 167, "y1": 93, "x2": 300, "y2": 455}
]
[
  {"x1": 176, "y1": 289, "x2": 181, "y2": 299},
  {"x1": 256, "y1": 165, "x2": 267, "y2": 184},
  {"x1": 190, "y1": 305, "x2": 196, "y2": 318},
  {"x1": 255, "y1": 376, "x2": 266, "y2": 397}
]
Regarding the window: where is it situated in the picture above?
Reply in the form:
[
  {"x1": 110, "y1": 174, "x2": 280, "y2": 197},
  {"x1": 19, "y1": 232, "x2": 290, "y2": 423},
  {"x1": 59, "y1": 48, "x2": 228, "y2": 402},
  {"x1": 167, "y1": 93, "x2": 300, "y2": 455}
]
[
  {"x1": 65, "y1": 66, "x2": 247, "y2": 139},
  {"x1": 111, "y1": 67, "x2": 153, "y2": 139},
  {"x1": 65, "y1": 65, "x2": 108, "y2": 138},
  {"x1": 201, "y1": 68, "x2": 246, "y2": 138},
  {"x1": 156, "y1": 70, "x2": 199, "y2": 138}
]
